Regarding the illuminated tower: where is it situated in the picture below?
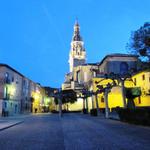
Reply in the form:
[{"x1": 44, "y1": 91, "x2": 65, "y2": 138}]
[{"x1": 69, "y1": 20, "x2": 86, "y2": 72}]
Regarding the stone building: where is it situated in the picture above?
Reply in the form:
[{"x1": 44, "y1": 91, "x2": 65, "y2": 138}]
[
  {"x1": 0, "y1": 64, "x2": 50, "y2": 116},
  {"x1": 0, "y1": 64, "x2": 26, "y2": 116},
  {"x1": 98, "y1": 53, "x2": 139, "y2": 75},
  {"x1": 62, "y1": 21, "x2": 98, "y2": 91},
  {"x1": 62, "y1": 21, "x2": 141, "y2": 112}
]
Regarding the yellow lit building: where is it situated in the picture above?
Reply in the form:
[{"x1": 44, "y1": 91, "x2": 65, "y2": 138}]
[
  {"x1": 132, "y1": 70, "x2": 150, "y2": 107},
  {"x1": 31, "y1": 90, "x2": 42, "y2": 113},
  {"x1": 88, "y1": 70, "x2": 150, "y2": 111},
  {"x1": 88, "y1": 78, "x2": 130, "y2": 112}
]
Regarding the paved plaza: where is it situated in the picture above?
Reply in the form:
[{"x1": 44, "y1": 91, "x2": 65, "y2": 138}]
[{"x1": 0, "y1": 113, "x2": 150, "y2": 150}]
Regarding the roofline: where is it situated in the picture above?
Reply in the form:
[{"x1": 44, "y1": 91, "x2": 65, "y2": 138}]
[
  {"x1": 132, "y1": 69, "x2": 150, "y2": 76},
  {"x1": 99, "y1": 53, "x2": 138, "y2": 66},
  {"x1": 0, "y1": 63, "x2": 41, "y2": 85},
  {"x1": 0, "y1": 63, "x2": 25, "y2": 77},
  {"x1": 80, "y1": 63, "x2": 99, "y2": 66}
]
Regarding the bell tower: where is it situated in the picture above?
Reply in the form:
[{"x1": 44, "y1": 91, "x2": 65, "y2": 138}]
[{"x1": 69, "y1": 20, "x2": 86, "y2": 72}]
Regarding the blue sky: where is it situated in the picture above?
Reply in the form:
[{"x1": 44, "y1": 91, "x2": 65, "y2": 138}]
[{"x1": 0, "y1": 0, "x2": 150, "y2": 88}]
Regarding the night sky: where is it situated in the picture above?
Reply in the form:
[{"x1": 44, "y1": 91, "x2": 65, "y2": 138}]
[{"x1": 0, "y1": 0, "x2": 149, "y2": 88}]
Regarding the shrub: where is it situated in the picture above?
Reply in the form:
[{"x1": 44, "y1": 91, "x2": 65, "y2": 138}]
[
  {"x1": 117, "y1": 107, "x2": 150, "y2": 126},
  {"x1": 90, "y1": 109, "x2": 97, "y2": 116},
  {"x1": 83, "y1": 108, "x2": 88, "y2": 114}
]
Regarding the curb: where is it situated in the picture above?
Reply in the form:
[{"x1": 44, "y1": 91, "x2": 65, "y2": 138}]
[
  {"x1": 0, "y1": 121, "x2": 24, "y2": 132},
  {"x1": 109, "y1": 117, "x2": 120, "y2": 121}
]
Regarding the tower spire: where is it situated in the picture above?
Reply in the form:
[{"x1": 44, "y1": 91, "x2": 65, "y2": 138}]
[
  {"x1": 69, "y1": 20, "x2": 86, "y2": 72},
  {"x1": 75, "y1": 17, "x2": 79, "y2": 26},
  {"x1": 73, "y1": 20, "x2": 82, "y2": 41}
]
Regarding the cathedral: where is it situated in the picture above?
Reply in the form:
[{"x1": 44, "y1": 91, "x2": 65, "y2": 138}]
[
  {"x1": 62, "y1": 21, "x2": 98, "y2": 91},
  {"x1": 62, "y1": 20, "x2": 139, "y2": 92},
  {"x1": 61, "y1": 20, "x2": 150, "y2": 112}
]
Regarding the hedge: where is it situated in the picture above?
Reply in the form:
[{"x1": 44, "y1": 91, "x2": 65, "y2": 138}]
[{"x1": 117, "y1": 107, "x2": 150, "y2": 126}]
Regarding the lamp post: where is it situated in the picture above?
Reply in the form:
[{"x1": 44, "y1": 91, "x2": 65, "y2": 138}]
[
  {"x1": 104, "y1": 88, "x2": 109, "y2": 118},
  {"x1": 82, "y1": 88, "x2": 89, "y2": 114},
  {"x1": 54, "y1": 89, "x2": 62, "y2": 118}
]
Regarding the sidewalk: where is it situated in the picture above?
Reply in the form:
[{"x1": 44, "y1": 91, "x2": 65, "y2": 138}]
[
  {"x1": 96, "y1": 111, "x2": 120, "y2": 120},
  {"x1": 0, "y1": 120, "x2": 23, "y2": 131},
  {"x1": 0, "y1": 114, "x2": 29, "y2": 131},
  {"x1": 0, "y1": 113, "x2": 51, "y2": 131},
  {"x1": 108, "y1": 111, "x2": 120, "y2": 120}
]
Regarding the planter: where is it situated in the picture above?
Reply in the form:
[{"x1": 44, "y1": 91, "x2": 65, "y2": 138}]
[
  {"x1": 90, "y1": 109, "x2": 97, "y2": 116},
  {"x1": 117, "y1": 107, "x2": 150, "y2": 126},
  {"x1": 83, "y1": 108, "x2": 88, "y2": 114}
]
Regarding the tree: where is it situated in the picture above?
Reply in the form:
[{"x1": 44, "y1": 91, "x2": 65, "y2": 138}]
[
  {"x1": 127, "y1": 22, "x2": 150, "y2": 62},
  {"x1": 125, "y1": 87, "x2": 141, "y2": 109},
  {"x1": 61, "y1": 89, "x2": 77, "y2": 104}
]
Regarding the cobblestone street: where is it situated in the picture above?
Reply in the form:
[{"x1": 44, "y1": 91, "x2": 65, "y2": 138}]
[{"x1": 0, "y1": 113, "x2": 150, "y2": 150}]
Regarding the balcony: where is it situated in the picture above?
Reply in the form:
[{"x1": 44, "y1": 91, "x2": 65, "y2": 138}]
[{"x1": 71, "y1": 81, "x2": 84, "y2": 90}]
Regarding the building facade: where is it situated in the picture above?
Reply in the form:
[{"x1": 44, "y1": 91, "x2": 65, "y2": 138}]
[
  {"x1": 98, "y1": 54, "x2": 139, "y2": 75},
  {"x1": 132, "y1": 70, "x2": 150, "y2": 107},
  {"x1": 62, "y1": 21, "x2": 150, "y2": 112},
  {"x1": 0, "y1": 64, "x2": 53, "y2": 116}
]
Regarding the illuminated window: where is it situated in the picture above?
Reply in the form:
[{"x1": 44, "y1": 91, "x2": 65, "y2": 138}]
[
  {"x1": 142, "y1": 74, "x2": 145, "y2": 80},
  {"x1": 5, "y1": 72, "x2": 9, "y2": 78},
  {"x1": 5, "y1": 72, "x2": 9, "y2": 83}
]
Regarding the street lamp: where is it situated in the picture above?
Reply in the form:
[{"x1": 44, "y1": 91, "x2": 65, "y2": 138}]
[{"x1": 54, "y1": 89, "x2": 62, "y2": 118}]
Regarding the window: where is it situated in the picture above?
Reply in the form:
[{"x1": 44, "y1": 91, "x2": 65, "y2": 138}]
[
  {"x1": 25, "y1": 103, "x2": 28, "y2": 110},
  {"x1": 134, "y1": 78, "x2": 137, "y2": 86},
  {"x1": 93, "y1": 71, "x2": 96, "y2": 77},
  {"x1": 4, "y1": 102, "x2": 7, "y2": 108},
  {"x1": 12, "y1": 76, "x2": 14, "y2": 82},
  {"x1": 120, "y1": 62, "x2": 128, "y2": 75},
  {"x1": 84, "y1": 72, "x2": 87, "y2": 81},
  {"x1": 138, "y1": 97, "x2": 141, "y2": 104},
  {"x1": 142, "y1": 74, "x2": 145, "y2": 80},
  {"x1": 101, "y1": 97, "x2": 104, "y2": 103},
  {"x1": 76, "y1": 71, "x2": 80, "y2": 82},
  {"x1": 5, "y1": 72, "x2": 9, "y2": 78},
  {"x1": 5, "y1": 72, "x2": 9, "y2": 83}
]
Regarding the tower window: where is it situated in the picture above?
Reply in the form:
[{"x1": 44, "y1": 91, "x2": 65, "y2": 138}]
[{"x1": 76, "y1": 71, "x2": 80, "y2": 82}]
